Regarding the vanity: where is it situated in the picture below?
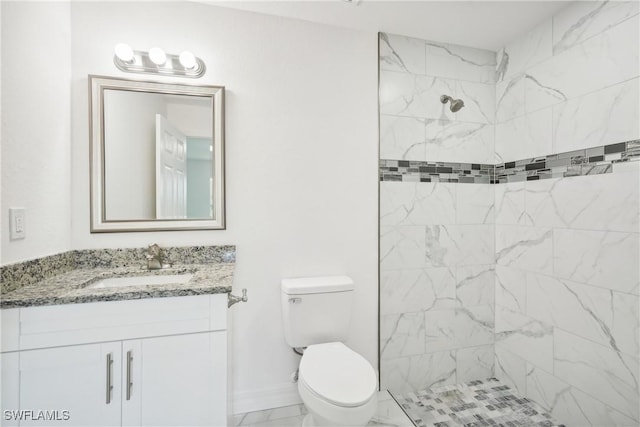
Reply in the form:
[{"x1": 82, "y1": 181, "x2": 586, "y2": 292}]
[
  {"x1": 0, "y1": 71, "x2": 233, "y2": 425},
  {"x1": 0, "y1": 246, "x2": 237, "y2": 427}
]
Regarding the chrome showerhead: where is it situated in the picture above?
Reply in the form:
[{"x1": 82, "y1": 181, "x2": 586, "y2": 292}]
[{"x1": 440, "y1": 95, "x2": 465, "y2": 112}]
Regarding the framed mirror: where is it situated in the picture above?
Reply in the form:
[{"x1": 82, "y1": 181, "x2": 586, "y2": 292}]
[{"x1": 89, "y1": 75, "x2": 225, "y2": 232}]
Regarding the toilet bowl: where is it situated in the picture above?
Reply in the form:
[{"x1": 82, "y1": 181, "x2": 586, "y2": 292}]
[
  {"x1": 297, "y1": 342, "x2": 377, "y2": 426},
  {"x1": 280, "y1": 276, "x2": 377, "y2": 426}
]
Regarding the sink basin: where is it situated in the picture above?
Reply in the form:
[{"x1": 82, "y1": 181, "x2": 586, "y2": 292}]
[{"x1": 89, "y1": 274, "x2": 194, "y2": 289}]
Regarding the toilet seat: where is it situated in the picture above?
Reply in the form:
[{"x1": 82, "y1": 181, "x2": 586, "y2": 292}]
[{"x1": 298, "y1": 342, "x2": 377, "y2": 408}]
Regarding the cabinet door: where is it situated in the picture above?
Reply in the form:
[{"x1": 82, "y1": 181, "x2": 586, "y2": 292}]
[
  {"x1": 1, "y1": 352, "x2": 20, "y2": 427},
  {"x1": 18, "y1": 342, "x2": 122, "y2": 426},
  {"x1": 122, "y1": 332, "x2": 226, "y2": 427}
]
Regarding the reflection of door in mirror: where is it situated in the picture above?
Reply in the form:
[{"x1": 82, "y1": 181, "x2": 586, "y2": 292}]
[
  {"x1": 156, "y1": 114, "x2": 187, "y2": 219},
  {"x1": 90, "y1": 76, "x2": 225, "y2": 232},
  {"x1": 102, "y1": 88, "x2": 215, "y2": 222}
]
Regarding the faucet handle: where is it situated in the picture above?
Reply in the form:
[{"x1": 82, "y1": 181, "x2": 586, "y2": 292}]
[
  {"x1": 146, "y1": 244, "x2": 165, "y2": 269},
  {"x1": 228, "y1": 288, "x2": 248, "y2": 308},
  {"x1": 148, "y1": 244, "x2": 162, "y2": 258}
]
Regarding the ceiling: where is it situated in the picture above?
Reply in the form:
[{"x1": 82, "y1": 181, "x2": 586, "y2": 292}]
[{"x1": 206, "y1": 0, "x2": 571, "y2": 51}]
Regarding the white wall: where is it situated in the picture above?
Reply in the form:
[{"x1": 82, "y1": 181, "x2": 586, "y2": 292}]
[
  {"x1": 1, "y1": 2, "x2": 71, "y2": 265},
  {"x1": 67, "y1": 2, "x2": 378, "y2": 412}
]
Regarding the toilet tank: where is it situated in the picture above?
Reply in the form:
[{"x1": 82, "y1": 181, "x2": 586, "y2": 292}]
[{"x1": 281, "y1": 276, "x2": 354, "y2": 348}]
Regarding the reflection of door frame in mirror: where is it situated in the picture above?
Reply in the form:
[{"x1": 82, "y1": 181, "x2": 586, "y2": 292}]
[{"x1": 89, "y1": 75, "x2": 225, "y2": 232}]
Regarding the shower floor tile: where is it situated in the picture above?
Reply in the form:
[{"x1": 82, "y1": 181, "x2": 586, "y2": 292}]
[{"x1": 393, "y1": 378, "x2": 565, "y2": 427}]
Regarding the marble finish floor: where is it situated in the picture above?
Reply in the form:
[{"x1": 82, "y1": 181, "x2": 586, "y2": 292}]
[
  {"x1": 394, "y1": 378, "x2": 565, "y2": 427},
  {"x1": 233, "y1": 390, "x2": 414, "y2": 427}
]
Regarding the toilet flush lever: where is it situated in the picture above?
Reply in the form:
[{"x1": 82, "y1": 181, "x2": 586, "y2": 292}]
[
  {"x1": 228, "y1": 289, "x2": 248, "y2": 308},
  {"x1": 289, "y1": 297, "x2": 302, "y2": 304}
]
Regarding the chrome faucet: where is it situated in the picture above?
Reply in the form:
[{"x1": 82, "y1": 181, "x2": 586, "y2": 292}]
[{"x1": 146, "y1": 244, "x2": 171, "y2": 270}]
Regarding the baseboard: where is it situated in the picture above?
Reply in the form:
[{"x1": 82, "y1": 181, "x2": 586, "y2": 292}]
[{"x1": 232, "y1": 382, "x2": 303, "y2": 414}]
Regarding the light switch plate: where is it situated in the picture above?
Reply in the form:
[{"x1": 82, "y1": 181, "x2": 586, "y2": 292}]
[{"x1": 9, "y1": 208, "x2": 26, "y2": 240}]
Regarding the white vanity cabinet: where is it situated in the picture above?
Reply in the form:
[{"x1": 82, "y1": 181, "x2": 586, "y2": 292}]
[
  {"x1": 8, "y1": 341, "x2": 123, "y2": 426},
  {"x1": 122, "y1": 332, "x2": 226, "y2": 426},
  {"x1": 1, "y1": 294, "x2": 229, "y2": 427}
]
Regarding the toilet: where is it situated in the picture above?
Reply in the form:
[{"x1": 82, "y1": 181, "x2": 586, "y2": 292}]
[{"x1": 281, "y1": 276, "x2": 377, "y2": 426}]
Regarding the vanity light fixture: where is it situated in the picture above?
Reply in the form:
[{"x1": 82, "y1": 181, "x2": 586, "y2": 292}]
[
  {"x1": 148, "y1": 47, "x2": 167, "y2": 65},
  {"x1": 179, "y1": 51, "x2": 197, "y2": 69},
  {"x1": 113, "y1": 43, "x2": 206, "y2": 78},
  {"x1": 114, "y1": 43, "x2": 134, "y2": 63}
]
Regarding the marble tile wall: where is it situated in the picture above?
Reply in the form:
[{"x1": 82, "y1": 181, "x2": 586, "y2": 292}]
[
  {"x1": 495, "y1": 2, "x2": 639, "y2": 163},
  {"x1": 494, "y1": 164, "x2": 640, "y2": 426},
  {"x1": 379, "y1": 33, "x2": 496, "y2": 165},
  {"x1": 379, "y1": 3, "x2": 640, "y2": 424},
  {"x1": 379, "y1": 33, "x2": 497, "y2": 393},
  {"x1": 493, "y1": 3, "x2": 640, "y2": 426},
  {"x1": 378, "y1": 182, "x2": 496, "y2": 393}
]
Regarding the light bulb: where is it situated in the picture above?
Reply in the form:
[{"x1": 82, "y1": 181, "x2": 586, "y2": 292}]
[
  {"x1": 179, "y1": 51, "x2": 197, "y2": 69},
  {"x1": 114, "y1": 43, "x2": 134, "y2": 62},
  {"x1": 149, "y1": 47, "x2": 166, "y2": 65}
]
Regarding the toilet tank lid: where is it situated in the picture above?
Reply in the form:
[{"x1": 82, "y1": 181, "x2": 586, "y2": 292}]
[{"x1": 281, "y1": 276, "x2": 354, "y2": 295}]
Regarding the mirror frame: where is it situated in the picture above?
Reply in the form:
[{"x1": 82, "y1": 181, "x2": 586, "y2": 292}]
[{"x1": 89, "y1": 75, "x2": 225, "y2": 232}]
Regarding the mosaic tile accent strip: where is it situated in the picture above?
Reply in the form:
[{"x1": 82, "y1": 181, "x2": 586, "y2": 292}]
[
  {"x1": 380, "y1": 139, "x2": 640, "y2": 184},
  {"x1": 394, "y1": 378, "x2": 564, "y2": 427},
  {"x1": 380, "y1": 159, "x2": 495, "y2": 184}
]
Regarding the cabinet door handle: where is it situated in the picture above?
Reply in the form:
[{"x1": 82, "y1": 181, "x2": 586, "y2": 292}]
[
  {"x1": 106, "y1": 353, "x2": 114, "y2": 404},
  {"x1": 126, "y1": 350, "x2": 133, "y2": 400}
]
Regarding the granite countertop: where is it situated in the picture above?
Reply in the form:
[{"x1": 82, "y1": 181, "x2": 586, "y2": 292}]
[{"x1": 1, "y1": 263, "x2": 234, "y2": 309}]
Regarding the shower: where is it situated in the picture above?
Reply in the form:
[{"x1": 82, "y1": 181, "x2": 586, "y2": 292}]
[{"x1": 440, "y1": 94, "x2": 465, "y2": 112}]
